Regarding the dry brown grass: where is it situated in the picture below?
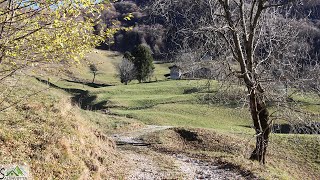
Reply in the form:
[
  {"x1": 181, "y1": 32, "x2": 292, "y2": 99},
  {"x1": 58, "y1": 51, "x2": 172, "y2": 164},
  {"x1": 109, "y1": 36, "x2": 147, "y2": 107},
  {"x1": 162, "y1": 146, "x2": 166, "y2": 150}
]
[
  {"x1": 142, "y1": 128, "x2": 320, "y2": 180},
  {"x1": 0, "y1": 81, "x2": 127, "y2": 179}
]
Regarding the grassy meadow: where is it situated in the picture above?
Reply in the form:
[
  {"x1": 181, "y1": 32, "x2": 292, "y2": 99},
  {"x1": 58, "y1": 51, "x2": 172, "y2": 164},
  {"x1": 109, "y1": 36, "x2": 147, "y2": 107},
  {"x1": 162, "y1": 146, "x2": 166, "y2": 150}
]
[
  {"x1": 1, "y1": 49, "x2": 318, "y2": 179},
  {"x1": 51, "y1": 51, "x2": 257, "y2": 135},
  {"x1": 47, "y1": 50, "x2": 319, "y2": 179},
  {"x1": 101, "y1": 50, "x2": 319, "y2": 179}
]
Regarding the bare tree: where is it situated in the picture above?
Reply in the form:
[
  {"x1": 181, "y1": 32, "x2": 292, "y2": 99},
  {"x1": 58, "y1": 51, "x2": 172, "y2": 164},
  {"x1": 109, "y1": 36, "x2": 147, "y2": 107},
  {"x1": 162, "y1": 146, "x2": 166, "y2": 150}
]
[
  {"x1": 117, "y1": 58, "x2": 136, "y2": 85},
  {"x1": 151, "y1": 0, "x2": 320, "y2": 164},
  {"x1": 89, "y1": 64, "x2": 98, "y2": 83}
]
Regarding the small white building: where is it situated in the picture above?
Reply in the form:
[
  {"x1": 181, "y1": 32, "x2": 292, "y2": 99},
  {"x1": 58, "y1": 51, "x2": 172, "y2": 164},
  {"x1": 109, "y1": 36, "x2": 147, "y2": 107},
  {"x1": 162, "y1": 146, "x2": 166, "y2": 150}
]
[{"x1": 169, "y1": 65, "x2": 182, "y2": 80}]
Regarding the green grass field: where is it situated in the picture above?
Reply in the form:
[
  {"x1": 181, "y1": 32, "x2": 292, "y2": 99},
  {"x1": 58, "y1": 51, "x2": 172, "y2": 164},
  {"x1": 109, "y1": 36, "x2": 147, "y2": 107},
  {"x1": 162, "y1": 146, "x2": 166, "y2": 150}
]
[
  {"x1": 43, "y1": 49, "x2": 319, "y2": 179},
  {"x1": 56, "y1": 50, "x2": 319, "y2": 132},
  {"x1": 53, "y1": 50, "x2": 255, "y2": 134}
]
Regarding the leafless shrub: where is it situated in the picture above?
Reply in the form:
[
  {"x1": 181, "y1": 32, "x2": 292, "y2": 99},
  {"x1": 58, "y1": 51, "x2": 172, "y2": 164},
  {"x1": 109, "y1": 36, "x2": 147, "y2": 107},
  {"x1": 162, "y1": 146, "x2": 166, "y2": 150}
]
[{"x1": 116, "y1": 58, "x2": 136, "y2": 85}]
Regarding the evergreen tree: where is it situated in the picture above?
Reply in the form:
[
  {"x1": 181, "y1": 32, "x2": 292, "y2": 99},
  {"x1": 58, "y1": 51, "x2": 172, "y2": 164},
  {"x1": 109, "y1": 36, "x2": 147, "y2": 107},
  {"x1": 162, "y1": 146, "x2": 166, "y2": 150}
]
[
  {"x1": 123, "y1": 51, "x2": 134, "y2": 61},
  {"x1": 132, "y1": 44, "x2": 155, "y2": 82}
]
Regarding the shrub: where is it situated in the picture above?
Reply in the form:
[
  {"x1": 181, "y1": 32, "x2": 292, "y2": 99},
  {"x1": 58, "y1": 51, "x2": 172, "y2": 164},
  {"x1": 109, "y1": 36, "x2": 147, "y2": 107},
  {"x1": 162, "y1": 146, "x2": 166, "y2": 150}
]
[{"x1": 117, "y1": 55, "x2": 136, "y2": 85}]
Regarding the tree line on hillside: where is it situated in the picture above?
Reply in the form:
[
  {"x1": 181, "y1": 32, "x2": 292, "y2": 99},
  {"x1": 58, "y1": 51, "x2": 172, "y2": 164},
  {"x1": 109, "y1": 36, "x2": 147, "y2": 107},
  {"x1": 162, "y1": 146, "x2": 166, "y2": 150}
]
[
  {"x1": 92, "y1": 0, "x2": 167, "y2": 58},
  {"x1": 94, "y1": 0, "x2": 320, "y2": 62}
]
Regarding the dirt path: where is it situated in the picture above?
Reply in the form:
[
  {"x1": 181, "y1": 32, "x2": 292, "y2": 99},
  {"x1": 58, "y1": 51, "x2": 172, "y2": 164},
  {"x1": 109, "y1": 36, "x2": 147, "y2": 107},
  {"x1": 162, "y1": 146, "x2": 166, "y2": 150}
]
[
  {"x1": 111, "y1": 126, "x2": 245, "y2": 180},
  {"x1": 124, "y1": 150, "x2": 167, "y2": 179},
  {"x1": 112, "y1": 125, "x2": 172, "y2": 146},
  {"x1": 172, "y1": 154, "x2": 244, "y2": 179}
]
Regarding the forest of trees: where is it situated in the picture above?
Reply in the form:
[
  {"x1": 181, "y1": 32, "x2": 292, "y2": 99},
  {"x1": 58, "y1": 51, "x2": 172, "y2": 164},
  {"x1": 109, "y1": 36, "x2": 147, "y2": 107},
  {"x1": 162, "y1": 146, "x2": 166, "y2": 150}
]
[{"x1": 95, "y1": 0, "x2": 320, "y2": 62}]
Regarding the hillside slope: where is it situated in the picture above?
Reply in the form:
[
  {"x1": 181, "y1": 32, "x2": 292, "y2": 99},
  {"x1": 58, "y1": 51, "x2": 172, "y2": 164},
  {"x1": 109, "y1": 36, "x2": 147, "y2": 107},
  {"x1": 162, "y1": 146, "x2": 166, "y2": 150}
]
[{"x1": 0, "y1": 77, "x2": 127, "y2": 179}]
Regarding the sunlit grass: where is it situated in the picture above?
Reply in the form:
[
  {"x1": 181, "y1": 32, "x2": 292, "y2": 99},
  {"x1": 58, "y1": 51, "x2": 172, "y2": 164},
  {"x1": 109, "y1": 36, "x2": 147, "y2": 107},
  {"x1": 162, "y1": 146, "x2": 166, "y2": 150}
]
[
  {"x1": 14, "y1": 50, "x2": 318, "y2": 179},
  {"x1": 113, "y1": 103, "x2": 252, "y2": 133}
]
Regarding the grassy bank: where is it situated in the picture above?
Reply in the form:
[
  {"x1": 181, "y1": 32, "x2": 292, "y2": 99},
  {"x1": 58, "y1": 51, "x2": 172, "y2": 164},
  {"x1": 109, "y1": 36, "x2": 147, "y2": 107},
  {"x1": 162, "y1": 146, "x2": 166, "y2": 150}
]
[{"x1": 0, "y1": 76, "x2": 135, "y2": 179}]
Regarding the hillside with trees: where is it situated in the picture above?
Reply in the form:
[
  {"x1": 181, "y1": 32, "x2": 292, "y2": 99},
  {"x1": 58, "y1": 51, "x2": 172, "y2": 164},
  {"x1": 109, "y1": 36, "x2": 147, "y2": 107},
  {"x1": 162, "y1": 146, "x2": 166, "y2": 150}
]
[
  {"x1": 0, "y1": 0, "x2": 319, "y2": 179},
  {"x1": 94, "y1": 0, "x2": 167, "y2": 58},
  {"x1": 96, "y1": 0, "x2": 320, "y2": 61}
]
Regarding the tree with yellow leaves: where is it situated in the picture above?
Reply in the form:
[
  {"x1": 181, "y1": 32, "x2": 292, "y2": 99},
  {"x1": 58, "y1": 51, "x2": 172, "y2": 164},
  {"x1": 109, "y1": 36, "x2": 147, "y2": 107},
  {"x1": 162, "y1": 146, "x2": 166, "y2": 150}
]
[
  {"x1": 0, "y1": 0, "x2": 118, "y2": 80},
  {"x1": 0, "y1": 0, "x2": 135, "y2": 111}
]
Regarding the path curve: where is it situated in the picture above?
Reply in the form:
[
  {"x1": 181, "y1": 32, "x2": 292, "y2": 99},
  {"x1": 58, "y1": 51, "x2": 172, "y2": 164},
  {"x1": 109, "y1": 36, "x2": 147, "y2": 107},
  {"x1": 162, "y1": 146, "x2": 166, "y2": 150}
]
[{"x1": 111, "y1": 125, "x2": 245, "y2": 180}]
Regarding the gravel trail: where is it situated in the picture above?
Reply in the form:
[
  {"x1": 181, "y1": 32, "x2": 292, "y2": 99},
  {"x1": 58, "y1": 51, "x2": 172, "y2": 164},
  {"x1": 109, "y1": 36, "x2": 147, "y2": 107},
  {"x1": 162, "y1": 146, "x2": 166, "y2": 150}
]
[
  {"x1": 112, "y1": 125, "x2": 172, "y2": 145},
  {"x1": 172, "y1": 154, "x2": 244, "y2": 180},
  {"x1": 111, "y1": 125, "x2": 245, "y2": 180}
]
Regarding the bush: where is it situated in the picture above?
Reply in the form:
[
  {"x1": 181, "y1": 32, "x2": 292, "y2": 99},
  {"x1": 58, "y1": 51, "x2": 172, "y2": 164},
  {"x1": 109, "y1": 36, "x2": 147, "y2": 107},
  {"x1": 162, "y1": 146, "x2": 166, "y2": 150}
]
[{"x1": 117, "y1": 54, "x2": 136, "y2": 85}]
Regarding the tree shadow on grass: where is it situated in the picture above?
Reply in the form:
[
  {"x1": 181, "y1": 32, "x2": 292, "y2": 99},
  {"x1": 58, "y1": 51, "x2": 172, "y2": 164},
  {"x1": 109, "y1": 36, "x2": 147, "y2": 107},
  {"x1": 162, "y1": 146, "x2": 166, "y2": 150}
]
[
  {"x1": 140, "y1": 79, "x2": 168, "y2": 84},
  {"x1": 272, "y1": 123, "x2": 320, "y2": 134},
  {"x1": 63, "y1": 79, "x2": 113, "y2": 88},
  {"x1": 36, "y1": 78, "x2": 108, "y2": 110},
  {"x1": 240, "y1": 123, "x2": 320, "y2": 134}
]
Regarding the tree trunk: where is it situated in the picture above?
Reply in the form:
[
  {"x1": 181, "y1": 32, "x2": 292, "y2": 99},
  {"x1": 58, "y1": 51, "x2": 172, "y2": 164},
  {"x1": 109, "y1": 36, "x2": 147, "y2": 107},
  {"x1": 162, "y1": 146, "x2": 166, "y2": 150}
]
[
  {"x1": 248, "y1": 88, "x2": 271, "y2": 164},
  {"x1": 92, "y1": 73, "x2": 96, "y2": 83}
]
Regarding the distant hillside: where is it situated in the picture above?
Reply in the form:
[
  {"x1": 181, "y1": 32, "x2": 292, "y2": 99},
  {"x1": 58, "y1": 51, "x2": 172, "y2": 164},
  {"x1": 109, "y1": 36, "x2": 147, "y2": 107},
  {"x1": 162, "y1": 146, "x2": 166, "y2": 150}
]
[
  {"x1": 300, "y1": 2, "x2": 320, "y2": 61},
  {"x1": 93, "y1": 0, "x2": 166, "y2": 58},
  {"x1": 94, "y1": 0, "x2": 320, "y2": 60}
]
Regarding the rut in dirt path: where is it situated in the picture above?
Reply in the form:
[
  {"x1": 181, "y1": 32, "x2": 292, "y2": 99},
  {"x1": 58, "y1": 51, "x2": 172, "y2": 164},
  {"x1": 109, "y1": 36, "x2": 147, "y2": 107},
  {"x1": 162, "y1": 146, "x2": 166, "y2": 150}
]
[
  {"x1": 111, "y1": 125, "x2": 172, "y2": 146},
  {"x1": 111, "y1": 125, "x2": 248, "y2": 180}
]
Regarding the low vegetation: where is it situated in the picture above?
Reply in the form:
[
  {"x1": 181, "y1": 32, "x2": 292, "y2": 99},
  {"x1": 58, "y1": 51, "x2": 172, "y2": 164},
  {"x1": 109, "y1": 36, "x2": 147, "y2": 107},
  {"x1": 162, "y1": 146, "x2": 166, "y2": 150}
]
[{"x1": 1, "y1": 50, "x2": 319, "y2": 179}]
